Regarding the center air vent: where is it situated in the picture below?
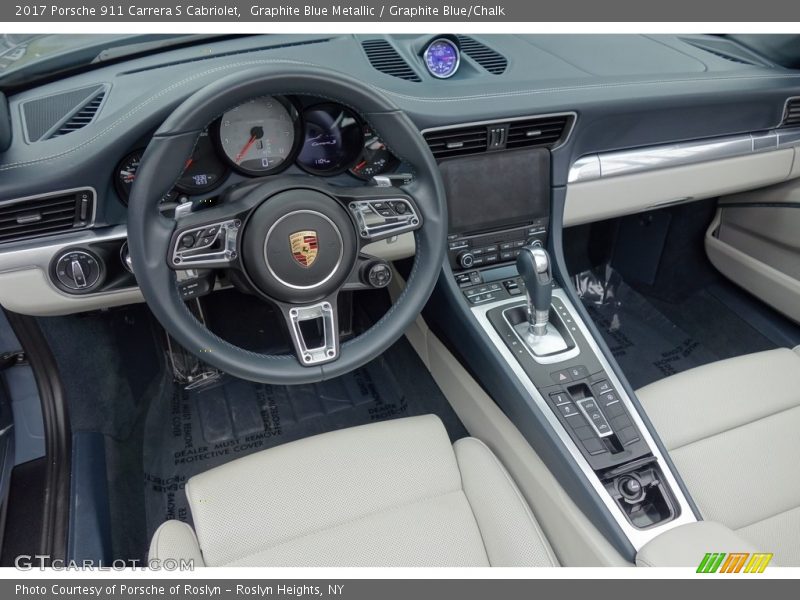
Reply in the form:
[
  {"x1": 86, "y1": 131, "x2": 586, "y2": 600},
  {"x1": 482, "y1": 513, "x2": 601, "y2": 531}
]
[
  {"x1": 0, "y1": 189, "x2": 94, "y2": 245},
  {"x1": 361, "y1": 39, "x2": 421, "y2": 82},
  {"x1": 782, "y1": 98, "x2": 800, "y2": 128},
  {"x1": 424, "y1": 114, "x2": 574, "y2": 160},
  {"x1": 22, "y1": 85, "x2": 108, "y2": 142},
  {"x1": 457, "y1": 36, "x2": 508, "y2": 75}
]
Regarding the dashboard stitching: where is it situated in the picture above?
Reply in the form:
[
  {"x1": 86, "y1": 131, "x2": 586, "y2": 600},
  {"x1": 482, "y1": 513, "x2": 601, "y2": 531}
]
[
  {"x1": 378, "y1": 73, "x2": 800, "y2": 103},
  {"x1": 2, "y1": 54, "x2": 799, "y2": 171}
]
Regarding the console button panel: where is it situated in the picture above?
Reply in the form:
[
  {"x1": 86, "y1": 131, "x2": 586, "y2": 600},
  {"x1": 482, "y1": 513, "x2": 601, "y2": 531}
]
[
  {"x1": 485, "y1": 295, "x2": 650, "y2": 470},
  {"x1": 447, "y1": 220, "x2": 547, "y2": 272}
]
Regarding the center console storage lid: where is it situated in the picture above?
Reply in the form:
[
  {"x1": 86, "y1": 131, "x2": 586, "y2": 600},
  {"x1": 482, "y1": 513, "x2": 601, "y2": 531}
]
[{"x1": 636, "y1": 522, "x2": 761, "y2": 567}]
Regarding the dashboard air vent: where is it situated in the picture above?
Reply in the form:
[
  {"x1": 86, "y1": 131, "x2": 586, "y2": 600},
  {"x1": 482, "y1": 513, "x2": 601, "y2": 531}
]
[
  {"x1": 506, "y1": 115, "x2": 572, "y2": 149},
  {"x1": 361, "y1": 39, "x2": 421, "y2": 82},
  {"x1": 423, "y1": 125, "x2": 488, "y2": 159},
  {"x1": 22, "y1": 85, "x2": 107, "y2": 142},
  {"x1": 457, "y1": 36, "x2": 508, "y2": 75},
  {"x1": 0, "y1": 189, "x2": 94, "y2": 245},
  {"x1": 782, "y1": 98, "x2": 800, "y2": 128},
  {"x1": 424, "y1": 114, "x2": 573, "y2": 160}
]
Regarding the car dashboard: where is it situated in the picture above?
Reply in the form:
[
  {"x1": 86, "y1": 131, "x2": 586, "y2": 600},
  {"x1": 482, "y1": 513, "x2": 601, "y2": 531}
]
[{"x1": 1, "y1": 32, "x2": 799, "y2": 317}]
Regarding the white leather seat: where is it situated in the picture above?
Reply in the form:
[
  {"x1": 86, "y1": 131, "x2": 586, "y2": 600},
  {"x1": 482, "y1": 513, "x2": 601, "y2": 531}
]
[
  {"x1": 149, "y1": 414, "x2": 558, "y2": 567},
  {"x1": 637, "y1": 347, "x2": 800, "y2": 566}
]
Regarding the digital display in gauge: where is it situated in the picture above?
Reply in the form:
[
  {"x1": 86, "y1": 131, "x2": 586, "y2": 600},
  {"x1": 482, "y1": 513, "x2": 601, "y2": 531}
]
[
  {"x1": 217, "y1": 97, "x2": 299, "y2": 176},
  {"x1": 423, "y1": 38, "x2": 460, "y2": 79},
  {"x1": 296, "y1": 104, "x2": 363, "y2": 176},
  {"x1": 349, "y1": 126, "x2": 400, "y2": 180},
  {"x1": 176, "y1": 132, "x2": 228, "y2": 193}
]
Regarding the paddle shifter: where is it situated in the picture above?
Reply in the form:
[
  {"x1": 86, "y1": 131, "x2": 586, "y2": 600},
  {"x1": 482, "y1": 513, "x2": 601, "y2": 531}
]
[{"x1": 516, "y1": 245, "x2": 553, "y2": 337}]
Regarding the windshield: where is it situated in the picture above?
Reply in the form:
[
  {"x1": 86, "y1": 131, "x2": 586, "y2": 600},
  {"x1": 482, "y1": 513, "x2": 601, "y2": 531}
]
[
  {"x1": 0, "y1": 34, "x2": 224, "y2": 89},
  {"x1": 0, "y1": 34, "x2": 128, "y2": 74}
]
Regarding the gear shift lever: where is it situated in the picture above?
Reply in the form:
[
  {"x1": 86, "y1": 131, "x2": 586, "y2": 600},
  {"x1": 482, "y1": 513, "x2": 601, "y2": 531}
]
[{"x1": 516, "y1": 245, "x2": 553, "y2": 337}]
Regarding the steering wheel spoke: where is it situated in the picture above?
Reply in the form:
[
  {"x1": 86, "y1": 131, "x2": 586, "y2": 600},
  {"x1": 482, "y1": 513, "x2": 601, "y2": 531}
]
[
  {"x1": 279, "y1": 296, "x2": 340, "y2": 366},
  {"x1": 170, "y1": 217, "x2": 242, "y2": 270},
  {"x1": 345, "y1": 193, "x2": 422, "y2": 244}
]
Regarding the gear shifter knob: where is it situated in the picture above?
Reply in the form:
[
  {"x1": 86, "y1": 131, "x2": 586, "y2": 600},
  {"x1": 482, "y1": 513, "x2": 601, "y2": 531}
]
[{"x1": 516, "y1": 245, "x2": 553, "y2": 336}]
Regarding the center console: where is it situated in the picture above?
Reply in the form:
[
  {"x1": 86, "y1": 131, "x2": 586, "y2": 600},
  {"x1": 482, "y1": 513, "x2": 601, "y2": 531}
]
[{"x1": 434, "y1": 138, "x2": 698, "y2": 556}]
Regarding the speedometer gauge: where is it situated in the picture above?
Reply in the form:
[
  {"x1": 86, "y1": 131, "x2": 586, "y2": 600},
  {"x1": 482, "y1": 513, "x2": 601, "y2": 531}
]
[
  {"x1": 423, "y1": 38, "x2": 460, "y2": 79},
  {"x1": 217, "y1": 97, "x2": 299, "y2": 176}
]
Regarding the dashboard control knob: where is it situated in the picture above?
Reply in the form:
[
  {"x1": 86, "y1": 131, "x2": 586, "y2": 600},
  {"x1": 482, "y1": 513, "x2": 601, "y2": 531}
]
[
  {"x1": 53, "y1": 249, "x2": 103, "y2": 293},
  {"x1": 458, "y1": 251, "x2": 475, "y2": 269},
  {"x1": 364, "y1": 262, "x2": 392, "y2": 288}
]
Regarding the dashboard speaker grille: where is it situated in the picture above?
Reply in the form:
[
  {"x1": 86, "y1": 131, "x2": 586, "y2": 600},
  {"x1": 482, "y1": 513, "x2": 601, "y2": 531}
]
[
  {"x1": 782, "y1": 98, "x2": 800, "y2": 128},
  {"x1": 361, "y1": 39, "x2": 421, "y2": 82},
  {"x1": 424, "y1": 114, "x2": 573, "y2": 160},
  {"x1": 457, "y1": 36, "x2": 508, "y2": 75},
  {"x1": 50, "y1": 90, "x2": 106, "y2": 138},
  {"x1": 0, "y1": 189, "x2": 94, "y2": 245},
  {"x1": 22, "y1": 85, "x2": 107, "y2": 141}
]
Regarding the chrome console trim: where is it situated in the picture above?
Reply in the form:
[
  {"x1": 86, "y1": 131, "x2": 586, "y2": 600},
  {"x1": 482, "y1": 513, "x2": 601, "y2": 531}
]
[
  {"x1": 471, "y1": 289, "x2": 697, "y2": 550},
  {"x1": 0, "y1": 225, "x2": 135, "y2": 299},
  {"x1": 568, "y1": 127, "x2": 800, "y2": 183}
]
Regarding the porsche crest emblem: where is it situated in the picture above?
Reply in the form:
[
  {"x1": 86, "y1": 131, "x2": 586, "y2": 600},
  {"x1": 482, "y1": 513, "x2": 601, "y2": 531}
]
[{"x1": 289, "y1": 230, "x2": 319, "y2": 267}]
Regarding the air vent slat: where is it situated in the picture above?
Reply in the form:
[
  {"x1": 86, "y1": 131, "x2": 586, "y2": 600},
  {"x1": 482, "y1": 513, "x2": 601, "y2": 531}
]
[
  {"x1": 0, "y1": 215, "x2": 76, "y2": 234},
  {"x1": 457, "y1": 36, "x2": 508, "y2": 75},
  {"x1": 0, "y1": 190, "x2": 93, "y2": 245},
  {"x1": 424, "y1": 115, "x2": 572, "y2": 159},
  {"x1": 361, "y1": 39, "x2": 421, "y2": 82},
  {"x1": 0, "y1": 207, "x2": 76, "y2": 224},
  {"x1": 0, "y1": 198, "x2": 76, "y2": 216}
]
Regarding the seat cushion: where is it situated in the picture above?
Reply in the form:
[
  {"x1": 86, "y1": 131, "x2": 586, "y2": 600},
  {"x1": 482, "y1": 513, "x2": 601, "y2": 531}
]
[
  {"x1": 150, "y1": 414, "x2": 557, "y2": 567},
  {"x1": 637, "y1": 347, "x2": 800, "y2": 566}
]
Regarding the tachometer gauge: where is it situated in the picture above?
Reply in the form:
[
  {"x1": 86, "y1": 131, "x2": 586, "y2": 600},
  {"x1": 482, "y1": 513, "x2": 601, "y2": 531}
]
[
  {"x1": 423, "y1": 38, "x2": 460, "y2": 79},
  {"x1": 217, "y1": 97, "x2": 299, "y2": 176},
  {"x1": 297, "y1": 104, "x2": 363, "y2": 176},
  {"x1": 176, "y1": 131, "x2": 228, "y2": 193},
  {"x1": 349, "y1": 127, "x2": 400, "y2": 180}
]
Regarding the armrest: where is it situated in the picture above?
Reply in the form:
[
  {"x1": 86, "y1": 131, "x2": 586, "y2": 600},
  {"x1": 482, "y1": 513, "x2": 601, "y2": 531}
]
[{"x1": 636, "y1": 522, "x2": 761, "y2": 567}]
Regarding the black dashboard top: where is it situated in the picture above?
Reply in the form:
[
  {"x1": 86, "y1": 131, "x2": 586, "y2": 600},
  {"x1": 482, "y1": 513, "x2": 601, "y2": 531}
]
[{"x1": 1, "y1": 33, "x2": 799, "y2": 230}]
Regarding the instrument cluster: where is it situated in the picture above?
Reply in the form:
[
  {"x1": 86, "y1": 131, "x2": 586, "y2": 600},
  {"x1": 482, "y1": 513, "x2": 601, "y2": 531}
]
[{"x1": 114, "y1": 96, "x2": 400, "y2": 204}]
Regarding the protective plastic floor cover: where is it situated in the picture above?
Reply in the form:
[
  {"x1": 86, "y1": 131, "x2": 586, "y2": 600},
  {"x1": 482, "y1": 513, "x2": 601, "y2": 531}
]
[
  {"x1": 142, "y1": 338, "x2": 467, "y2": 541},
  {"x1": 575, "y1": 266, "x2": 719, "y2": 390}
]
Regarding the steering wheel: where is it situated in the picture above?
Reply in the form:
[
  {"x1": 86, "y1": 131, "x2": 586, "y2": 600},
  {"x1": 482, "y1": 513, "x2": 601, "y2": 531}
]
[{"x1": 127, "y1": 66, "x2": 447, "y2": 384}]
